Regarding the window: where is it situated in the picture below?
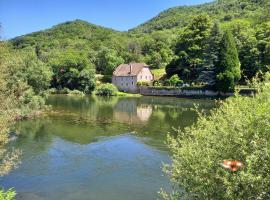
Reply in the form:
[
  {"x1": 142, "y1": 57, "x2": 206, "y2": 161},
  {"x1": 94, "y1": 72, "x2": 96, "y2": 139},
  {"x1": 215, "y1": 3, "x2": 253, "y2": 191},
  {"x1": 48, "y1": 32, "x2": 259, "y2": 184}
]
[
  {"x1": 145, "y1": 76, "x2": 147, "y2": 79},
  {"x1": 126, "y1": 83, "x2": 128, "y2": 86},
  {"x1": 132, "y1": 82, "x2": 134, "y2": 85},
  {"x1": 140, "y1": 76, "x2": 142, "y2": 79}
]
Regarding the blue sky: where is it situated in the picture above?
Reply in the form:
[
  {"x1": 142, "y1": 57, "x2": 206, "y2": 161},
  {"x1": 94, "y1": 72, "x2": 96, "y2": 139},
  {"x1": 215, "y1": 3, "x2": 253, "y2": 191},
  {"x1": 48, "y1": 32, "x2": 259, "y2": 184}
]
[{"x1": 0, "y1": 0, "x2": 212, "y2": 39}]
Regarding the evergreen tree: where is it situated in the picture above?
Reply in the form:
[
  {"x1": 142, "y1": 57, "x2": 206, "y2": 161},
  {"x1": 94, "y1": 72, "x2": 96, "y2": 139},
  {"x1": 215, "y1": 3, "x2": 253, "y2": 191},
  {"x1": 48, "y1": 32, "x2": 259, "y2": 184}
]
[
  {"x1": 166, "y1": 14, "x2": 212, "y2": 82},
  {"x1": 216, "y1": 30, "x2": 241, "y2": 92},
  {"x1": 198, "y1": 22, "x2": 223, "y2": 85}
]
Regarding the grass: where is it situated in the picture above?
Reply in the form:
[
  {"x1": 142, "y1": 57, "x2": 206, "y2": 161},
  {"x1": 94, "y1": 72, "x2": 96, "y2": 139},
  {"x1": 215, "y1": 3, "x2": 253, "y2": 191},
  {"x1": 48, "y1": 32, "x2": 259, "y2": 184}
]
[
  {"x1": 116, "y1": 92, "x2": 142, "y2": 97},
  {"x1": 151, "y1": 68, "x2": 166, "y2": 80}
]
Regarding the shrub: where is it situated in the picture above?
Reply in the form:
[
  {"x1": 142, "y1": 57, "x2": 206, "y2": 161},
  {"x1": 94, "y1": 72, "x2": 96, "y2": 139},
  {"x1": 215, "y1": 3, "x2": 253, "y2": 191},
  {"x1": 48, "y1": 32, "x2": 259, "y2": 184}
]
[
  {"x1": 161, "y1": 76, "x2": 270, "y2": 199},
  {"x1": 101, "y1": 75, "x2": 112, "y2": 83},
  {"x1": 0, "y1": 189, "x2": 16, "y2": 200},
  {"x1": 67, "y1": 90, "x2": 85, "y2": 96},
  {"x1": 167, "y1": 75, "x2": 183, "y2": 87},
  {"x1": 58, "y1": 88, "x2": 71, "y2": 94},
  {"x1": 137, "y1": 81, "x2": 150, "y2": 87},
  {"x1": 95, "y1": 83, "x2": 118, "y2": 96},
  {"x1": 153, "y1": 80, "x2": 162, "y2": 87}
]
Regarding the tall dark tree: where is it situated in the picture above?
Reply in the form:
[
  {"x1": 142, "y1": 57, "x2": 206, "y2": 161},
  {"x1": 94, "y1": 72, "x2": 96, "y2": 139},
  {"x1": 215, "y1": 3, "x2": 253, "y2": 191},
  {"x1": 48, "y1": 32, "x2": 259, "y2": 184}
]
[
  {"x1": 216, "y1": 30, "x2": 241, "y2": 92},
  {"x1": 198, "y1": 22, "x2": 223, "y2": 85},
  {"x1": 166, "y1": 14, "x2": 212, "y2": 82}
]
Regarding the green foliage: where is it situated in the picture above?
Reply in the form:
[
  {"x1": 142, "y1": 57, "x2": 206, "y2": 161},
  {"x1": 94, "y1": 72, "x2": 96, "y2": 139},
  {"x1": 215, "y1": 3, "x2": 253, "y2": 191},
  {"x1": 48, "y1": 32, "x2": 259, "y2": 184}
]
[
  {"x1": 137, "y1": 81, "x2": 150, "y2": 87},
  {"x1": 166, "y1": 14, "x2": 212, "y2": 81},
  {"x1": 6, "y1": 0, "x2": 270, "y2": 90},
  {"x1": 96, "y1": 47, "x2": 124, "y2": 75},
  {"x1": 49, "y1": 49, "x2": 96, "y2": 94},
  {"x1": 199, "y1": 22, "x2": 223, "y2": 85},
  {"x1": 216, "y1": 30, "x2": 241, "y2": 92},
  {"x1": 16, "y1": 49, "x2": 52, "y2": 94},
  {"x1": 0, "y1": 189, "x2": 16, "y2": 200},
  {"x1": 132, "y1": 0, "x2": 267, "y2": 33},
  {"x1": 95, "y1": 83, "x2": 118, "y2": 96},
  {"x1": 67, "y1": 90, "x2": 85, "y2": 96},
  {"x1": 162, "y1": 76, "x2": 270, "y2": 199},
  {"x1": 141, "y1": 31, "x2": 174, "y2": 69},
  {"x1": 165, "y1": 75, "x2": 183, "y2": 87}
]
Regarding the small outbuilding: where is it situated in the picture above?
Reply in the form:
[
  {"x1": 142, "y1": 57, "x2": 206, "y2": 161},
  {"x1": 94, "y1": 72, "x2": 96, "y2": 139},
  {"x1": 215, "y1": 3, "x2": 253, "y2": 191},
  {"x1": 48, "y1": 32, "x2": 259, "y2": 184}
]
[{"x1": 112, "y1": 63, "x2": 154, "y2": 92}]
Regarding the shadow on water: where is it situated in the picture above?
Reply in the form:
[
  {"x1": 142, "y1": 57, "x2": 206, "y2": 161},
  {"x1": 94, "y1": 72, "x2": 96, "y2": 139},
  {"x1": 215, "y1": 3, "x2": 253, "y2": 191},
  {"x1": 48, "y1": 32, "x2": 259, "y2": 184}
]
[{"x1": 1, "y1": 95, "x2": 216, "y2": 200}]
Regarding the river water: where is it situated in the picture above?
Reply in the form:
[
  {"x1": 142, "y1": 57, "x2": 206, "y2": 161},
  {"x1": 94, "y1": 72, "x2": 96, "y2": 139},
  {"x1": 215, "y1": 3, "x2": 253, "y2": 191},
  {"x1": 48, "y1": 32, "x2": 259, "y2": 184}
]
[{"x1": 0, "y1": 95, "x2": 215, "y2": 200}]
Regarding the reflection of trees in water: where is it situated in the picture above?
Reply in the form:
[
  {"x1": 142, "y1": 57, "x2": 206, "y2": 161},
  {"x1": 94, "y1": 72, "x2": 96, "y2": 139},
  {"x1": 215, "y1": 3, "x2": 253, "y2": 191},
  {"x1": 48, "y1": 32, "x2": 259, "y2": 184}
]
[
  {"x1": 31, "y1": 95, "x2": 216, "y2": 147},
  {"x1": 11, "y1": 118, "x2": 53, "y2": 159}
]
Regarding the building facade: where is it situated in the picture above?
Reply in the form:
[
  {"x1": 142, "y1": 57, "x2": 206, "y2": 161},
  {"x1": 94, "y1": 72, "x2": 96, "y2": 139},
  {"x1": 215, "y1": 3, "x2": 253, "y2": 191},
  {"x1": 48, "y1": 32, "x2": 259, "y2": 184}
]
[{"x1": 112, "y1": 63, "x2": 154, "y2": 92}]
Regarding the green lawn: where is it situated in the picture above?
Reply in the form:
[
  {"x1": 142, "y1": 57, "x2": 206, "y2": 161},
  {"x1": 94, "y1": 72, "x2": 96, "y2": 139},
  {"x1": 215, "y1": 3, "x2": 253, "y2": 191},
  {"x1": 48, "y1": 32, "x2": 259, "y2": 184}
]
[{"x1": 151, "y1": 68, "x2": 166, "y2": 80}]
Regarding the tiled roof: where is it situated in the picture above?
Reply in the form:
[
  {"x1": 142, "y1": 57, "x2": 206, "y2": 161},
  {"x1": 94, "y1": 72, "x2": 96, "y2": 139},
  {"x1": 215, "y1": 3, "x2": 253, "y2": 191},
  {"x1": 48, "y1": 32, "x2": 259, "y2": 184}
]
[{"x1": 113, "y1": 63, "x2": 149, "y2": 76}]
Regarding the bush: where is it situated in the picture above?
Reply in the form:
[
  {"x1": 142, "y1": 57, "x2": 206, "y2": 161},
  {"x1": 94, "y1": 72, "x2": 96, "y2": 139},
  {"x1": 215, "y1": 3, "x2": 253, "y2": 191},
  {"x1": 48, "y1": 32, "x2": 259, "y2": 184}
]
[
  {"x1": 58, "y1": 88, "x2": 71, "y2": 94},
  {"x1": 101, "y1": 75, "x2": 112, "y2": 83},
  {"x1": 95, "y1": 83, "x2": 118, "y2": 96},
  {"x1": 137, "y1": 81, "x2": 150, "y2": 87},
  {"x1": 0, "y1": 189, "x2": 16, "y2": 200},
  {"x1": 67, "y1": 90, "x2": 85, "y2": 96},
  {"x1": 164, "y1": 75, "x2": 183, "y2": 87},
  {"x1": 161, "y1": 76, "x2": 270, "y2": 199}
]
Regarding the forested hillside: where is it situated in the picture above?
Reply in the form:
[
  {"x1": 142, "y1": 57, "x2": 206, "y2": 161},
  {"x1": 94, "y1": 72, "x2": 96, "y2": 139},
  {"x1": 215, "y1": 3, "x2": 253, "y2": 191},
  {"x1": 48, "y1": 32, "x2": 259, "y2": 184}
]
[{"x1": 132, "y1": 0, "x2": 269, "y2": 33}]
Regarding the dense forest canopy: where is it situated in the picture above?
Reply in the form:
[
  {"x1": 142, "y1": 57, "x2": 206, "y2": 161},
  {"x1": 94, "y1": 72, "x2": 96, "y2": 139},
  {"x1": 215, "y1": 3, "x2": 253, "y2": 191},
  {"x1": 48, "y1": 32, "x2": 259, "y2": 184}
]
[
  {"x1": 132, "y1": 0, "x2": 269, "y2": 33},
  {"x1": 2, "y1": 0, "x2": 269, "y2": 93}
]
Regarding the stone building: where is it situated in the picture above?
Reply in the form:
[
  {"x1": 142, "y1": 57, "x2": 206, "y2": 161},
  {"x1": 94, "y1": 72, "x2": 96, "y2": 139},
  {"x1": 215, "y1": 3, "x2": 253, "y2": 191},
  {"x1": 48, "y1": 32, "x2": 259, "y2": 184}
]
[{"x1": 112, "y1": 63, "x2": 154, "y2": 92}]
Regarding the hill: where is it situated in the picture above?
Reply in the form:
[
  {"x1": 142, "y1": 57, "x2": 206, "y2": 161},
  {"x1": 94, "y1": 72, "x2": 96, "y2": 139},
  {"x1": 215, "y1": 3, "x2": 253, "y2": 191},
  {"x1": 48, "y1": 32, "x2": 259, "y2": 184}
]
[
  {"x1": 11, "y1": 19, "x2": 127, "y2": 49},
  {"x1": 131, "y1": 0, "x2": 268, "y2": 33}
]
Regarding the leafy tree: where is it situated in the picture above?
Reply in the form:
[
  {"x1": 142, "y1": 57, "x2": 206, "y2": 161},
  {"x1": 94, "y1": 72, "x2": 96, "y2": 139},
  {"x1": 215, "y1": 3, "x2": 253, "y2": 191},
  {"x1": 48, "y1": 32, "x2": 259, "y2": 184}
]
[
  {"x1": 49, "y1": 49, "x2": 96, "y2": 94},
  {"x1": 166, "y1": 14, "x2": 212, "y2": 82},
  {"x1": 225, "y1": 20, "x2": 261, "y2": 81},
  {"x1": 165, "y1": 75, "x2": 183, "y2": 87},
  {"x1": 96, "y1": 47, "x2": 124, "y2": 75},
  {"x1": 18, "y1": 49, "x2": 52, "y2": 94},
  {"x1": 216, "y1": 30, "x2": 241, "y2": 92},
  {"x1": 256, "y1": 22, "x2": 270, "y2": 72},
  {"x1": 142, "y1": 31, "x2": 174, "y2": 69}
]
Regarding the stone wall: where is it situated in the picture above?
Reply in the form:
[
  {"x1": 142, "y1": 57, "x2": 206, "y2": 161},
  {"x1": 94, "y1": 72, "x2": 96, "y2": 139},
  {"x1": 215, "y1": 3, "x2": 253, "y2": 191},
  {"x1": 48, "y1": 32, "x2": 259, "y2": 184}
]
[{"x1": 139, "y1": 87, "x2": 236, "y2": 97}]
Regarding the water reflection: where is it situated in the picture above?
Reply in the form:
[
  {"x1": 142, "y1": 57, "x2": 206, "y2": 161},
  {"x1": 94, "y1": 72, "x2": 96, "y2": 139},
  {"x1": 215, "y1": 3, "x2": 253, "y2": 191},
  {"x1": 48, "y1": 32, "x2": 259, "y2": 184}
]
[
  {"x1": 1, "y1": 95, "x2": 216, "y2": 200},
  {"x1": 114, "y1": 99, "x2": 153, "y2": 123}
]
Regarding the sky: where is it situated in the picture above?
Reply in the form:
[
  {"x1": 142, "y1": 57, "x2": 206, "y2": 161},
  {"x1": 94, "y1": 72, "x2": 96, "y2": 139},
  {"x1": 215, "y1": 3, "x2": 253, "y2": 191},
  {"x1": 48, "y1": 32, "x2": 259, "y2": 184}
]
[{"x1": 0, "y1": 0, "x2": 212, "y2": 39}]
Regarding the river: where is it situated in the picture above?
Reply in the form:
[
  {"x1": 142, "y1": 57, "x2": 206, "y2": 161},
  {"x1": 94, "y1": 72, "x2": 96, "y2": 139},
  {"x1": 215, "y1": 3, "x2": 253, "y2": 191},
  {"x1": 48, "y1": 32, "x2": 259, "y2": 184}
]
[{"x1": 0, "y1": 95, "x2": 215, "y2": 200}]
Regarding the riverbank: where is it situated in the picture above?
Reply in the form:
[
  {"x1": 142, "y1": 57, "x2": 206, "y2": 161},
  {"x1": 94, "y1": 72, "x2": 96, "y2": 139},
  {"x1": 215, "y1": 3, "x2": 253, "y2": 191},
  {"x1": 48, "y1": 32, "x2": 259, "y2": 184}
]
[{"x1": 139, "y1": 86, "x2": 256, "y2": 98}]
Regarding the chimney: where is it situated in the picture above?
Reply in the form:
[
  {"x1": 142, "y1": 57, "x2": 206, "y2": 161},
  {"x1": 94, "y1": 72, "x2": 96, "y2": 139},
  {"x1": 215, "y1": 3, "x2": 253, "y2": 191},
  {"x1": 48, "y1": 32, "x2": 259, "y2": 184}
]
[{"x1": 129, "y1": 64, "x2": 132, "y2": 74}]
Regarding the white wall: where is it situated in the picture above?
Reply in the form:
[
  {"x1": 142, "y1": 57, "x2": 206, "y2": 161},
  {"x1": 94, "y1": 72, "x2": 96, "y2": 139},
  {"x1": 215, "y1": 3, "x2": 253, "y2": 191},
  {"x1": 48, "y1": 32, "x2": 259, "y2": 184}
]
[
  {"x1": 136, "y1": 68, "x2": 153, "y2": 82},
  {"x1": 112, "y1": 76, "x2": 138, "y2": 92}
]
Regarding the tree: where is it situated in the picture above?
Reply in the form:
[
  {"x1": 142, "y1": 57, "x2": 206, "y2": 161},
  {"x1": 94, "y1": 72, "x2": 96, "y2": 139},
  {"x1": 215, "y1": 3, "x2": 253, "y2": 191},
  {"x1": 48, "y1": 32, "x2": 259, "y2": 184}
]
[
  {"x1": 49, "y1": 49, "x2": 96, "y2": 94},
  {"x1": 216, "y1": 30, "x2": 241, "y2": 92},
  {"x1": 142, "y1": 31, "x2": 174, "y2": 69},
  {"x1": 165, "y1": 75, "x2": 183, "y2": 87},
  {"x1": 198, "y1": 22, "x2": 223, "y2": 85},
  {"x1": 166, "y1": 14, "x2": 212, "y2": 82},
  {"x1": 96, "y1": 47, "x2": 124, "y2": 75},
  {"x1": 256, "y1": 22, "x2": 270, "y2": 72},
  {"x1": 225, "y1": 20, "x2": 261, "y2": 82}
]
